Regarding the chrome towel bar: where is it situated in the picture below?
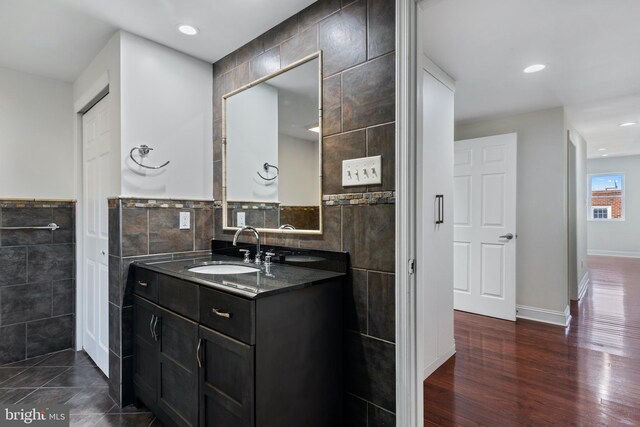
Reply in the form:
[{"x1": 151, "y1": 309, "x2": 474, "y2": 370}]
[
  {"x1": 130, "y1": 144, "x2": 170, "y2": 170},
  {"x1": 0, "y1": 223, "x2": 60, "y2": 231},
  {"x1": 257, "y1": 162, "x2": 279, "y2": 181}
]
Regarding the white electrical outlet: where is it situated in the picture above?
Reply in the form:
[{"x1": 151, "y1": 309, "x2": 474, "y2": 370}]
[
  {"x1": 179, "y1": 212, "x2": 191, "y2": 230},
  {"x1": 237, "y1": 212, "x2": 246, "y2": 227},
  {"x1": 342, "y1": 155, "x2": 382, "y2": 187}
]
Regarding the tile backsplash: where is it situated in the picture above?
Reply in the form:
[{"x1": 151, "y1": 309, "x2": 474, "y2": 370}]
[
  {"x1": 107, "y1": 197, "x2": 214, "y2": 405},
  {"x1": 0, "y1": 200, "x2": 76, "y2": 364},
  {"x1": 212, "y1": 0, "x2": 396, "y2": 423}
]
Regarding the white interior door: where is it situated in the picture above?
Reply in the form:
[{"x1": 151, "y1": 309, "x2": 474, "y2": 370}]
[
  {"x1": 82, "y1": 94, "x2": 111, "y2": 375},
  {"x1": 453, "y1": 133, "x2": 517, "y2": 321}
]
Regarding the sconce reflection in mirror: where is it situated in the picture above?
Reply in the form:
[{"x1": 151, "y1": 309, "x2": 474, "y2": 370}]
[
  {"x1": 129, "y1": 145, "x2": 170, "y2": 170},
  {"x1": 257, "y1": 162, "x2": 279, "y2": 181}
]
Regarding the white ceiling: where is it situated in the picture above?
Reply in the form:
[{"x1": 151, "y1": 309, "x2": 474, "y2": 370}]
[
  {"x1": 421, "y1": 0, "x2": 640, "y2": 159},
  {"x1": 0, "y1": 0, "x2": 315, "y2": 82}
]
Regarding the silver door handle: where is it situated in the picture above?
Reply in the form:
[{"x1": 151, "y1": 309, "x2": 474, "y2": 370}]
[
  {"x1": 212, "y1": 308, "x2": 231, "y2": 318},
  {"x1": 196, "y1": 338, "x2": 202, "y2": 369},
  {"x1": 153, "y1": 316, "x2": 159, "y2": 341},
  {"x1": 149, "y1": 315, "x2": 155, "y2": 340},
  {"x1": 499, "y1": 233, "x2": 514, "y2": 240}
]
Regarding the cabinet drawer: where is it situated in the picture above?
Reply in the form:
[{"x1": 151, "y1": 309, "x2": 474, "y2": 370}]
[
  {"x1": 158, "y1": 275, "x2": 199, "y2": 321},
  {"x1": 200, "y1": 287, "x2": 255, "y2": 345},
  {"x1": 132, "y1": 266, "x2": 158, "y2": 302}
]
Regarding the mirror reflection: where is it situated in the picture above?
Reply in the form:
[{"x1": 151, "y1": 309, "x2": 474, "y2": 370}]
[{"x1": 223, "y1": 54, "x2": 322, "y2": 233}]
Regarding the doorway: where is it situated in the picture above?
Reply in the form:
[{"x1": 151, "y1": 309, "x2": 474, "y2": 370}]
[{"x1": 81, "y1": 93, "x2": 111, "y2": 375}]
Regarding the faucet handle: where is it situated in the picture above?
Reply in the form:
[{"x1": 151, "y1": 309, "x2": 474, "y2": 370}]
[
  {"x1": 239, "y1": 249, "x2": 251, "y2": 263},
  {"x1": 254, "y1": 251, "x2": 263, "y2": 265},
  {"x1": 264, "y1": 251, "x2": 276, "y2": 266}
]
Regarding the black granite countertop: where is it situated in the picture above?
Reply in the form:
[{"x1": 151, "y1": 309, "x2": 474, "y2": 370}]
[{"x1": 133, "y1": 254, "x2": 346, "y2": 299}]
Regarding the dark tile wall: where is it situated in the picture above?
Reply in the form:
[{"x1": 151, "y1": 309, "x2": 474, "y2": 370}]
[
  {"x1": 212, "y1": 0, "x2": 396, "y2": 423},
  {"x1": 0, "y1": 201, "x2": 76, "y2": 364},
  {"x1": 108, "y1": 197, "x2": 214, "y2": 406}
]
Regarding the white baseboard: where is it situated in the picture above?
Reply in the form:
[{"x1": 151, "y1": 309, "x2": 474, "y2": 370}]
[
  {"x1": 516, "y1": 304, "x2": 571, "y2": 327},
  {"x1": 577, "y1": 272, "x2": 590, "y2": 300},
  {"x1": 588, "y1": 249, "x2": 640, "y2": 258},
  {"x1": 422, "y1": 344, "x2": 456, "y2": 380}
]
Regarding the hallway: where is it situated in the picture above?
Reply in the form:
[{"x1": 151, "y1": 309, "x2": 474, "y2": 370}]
[{"x1": 424, "y1": 256, "x2": 640, "y2": 426}]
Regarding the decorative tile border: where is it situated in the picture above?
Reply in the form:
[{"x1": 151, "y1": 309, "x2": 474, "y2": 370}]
[
  {"x1": 226, "y1": 201, "x2": 279, "y2": 210},
  {"x1": 322, "y1": 191, "x2": 396, "y2": 206},
  {"x1": 108, "y1": 197, "x2": 214, "y2": 209},
  {"x1": 0, "y1": 199, "x2": 76, "y2": 208}
]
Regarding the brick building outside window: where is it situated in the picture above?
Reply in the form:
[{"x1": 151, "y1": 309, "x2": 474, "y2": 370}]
[{"x1": 589, "y1": 174, "x2": 624, "y2": 220}]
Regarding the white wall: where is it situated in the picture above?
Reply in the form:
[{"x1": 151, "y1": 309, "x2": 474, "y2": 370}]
[
  {"x1": 588, "y1": 155, "x2": 640, "y2": 257},
  {"x1": 226, "y1": 83, "x2": 279, "y2": 202},
  {"x1": 120, "y1": 32, "x2": 213, "y2": 199},
  {"x1": 0, "y1": 67, "x2": 74, "y2": 198},
  {"x1": 278, "y1": 134, "x2": 319, "y2": 206},
  {"x1": 566, "y1": 122, "x2": 589, "y2": 296},
  {"x1": 73, "y1": 31, "x2": 122, "y2": 199},
  {"x1": 456, "y1": 107, "x2": 569, "y2": 316}
]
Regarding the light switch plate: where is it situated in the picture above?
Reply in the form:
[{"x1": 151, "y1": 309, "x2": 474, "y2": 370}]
[
  {"x1": 237, "y1": 212, "x2": 246, "y2": 227},
  {"x1": 179, "y1": 212, "x2": 191, "y2": 230},
  {"x1": 342, "y1": 155, "x2": 382, "y2": 187}
]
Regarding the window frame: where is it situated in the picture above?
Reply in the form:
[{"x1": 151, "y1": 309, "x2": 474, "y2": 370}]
[{"x1": 588, "y1": 172, "x2": 625, "y2": 221}]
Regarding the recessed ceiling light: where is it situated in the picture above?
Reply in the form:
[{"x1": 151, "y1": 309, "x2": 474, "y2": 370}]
[
  {"x1": 619, "y1": 122, "x2": 638, "y2": 127},
  {"x1": 598, "y1": 148, "x2": 607, "y2": 151},
  {"x1": 601, "y1": 154, "x2": 609, "y2": 157},
  {"x1": 178, "y1": 24, "x2": 199, "y2": 36},
  {"x1": 308, "y1": 125, "x2": 320, "y2": 133},
  {"x1": 523, "y1": 64, "x2": 546, "y2": 73}
]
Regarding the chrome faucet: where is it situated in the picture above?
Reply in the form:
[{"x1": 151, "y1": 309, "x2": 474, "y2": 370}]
[{"x1": 233, "y1": 226, "x2": 262, "y2": 265}]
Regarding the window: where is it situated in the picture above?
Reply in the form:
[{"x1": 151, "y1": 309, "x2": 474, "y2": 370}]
[
  {"x1": 589, "y1": 174, "x2": 624, "y2": 220},
  {"x1": 591, "y1": 206, "x2": 611, "y2": 219}
]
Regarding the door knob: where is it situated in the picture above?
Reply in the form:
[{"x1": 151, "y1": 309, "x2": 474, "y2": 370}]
[{"x1": 499, "y1": 233, "x2": 514, "y2": 240}]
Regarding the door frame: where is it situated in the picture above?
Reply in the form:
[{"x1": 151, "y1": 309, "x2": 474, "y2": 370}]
[
  {"x1": 396, "y1": 0, "x2": 421, "y2": 424},
  {"x1": 73, "y1": 73, "x2": 110, "y2": 353}
]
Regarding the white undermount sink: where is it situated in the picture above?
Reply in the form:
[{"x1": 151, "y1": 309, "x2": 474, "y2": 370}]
[{"x1": 188, "y1": 264, "x2": 260, "y2": 275}]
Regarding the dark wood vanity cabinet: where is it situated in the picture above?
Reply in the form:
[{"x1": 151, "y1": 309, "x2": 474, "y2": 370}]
[
  {"x1": 199, "y1": 326, "x2": 255, "y2": 426},
  {"x1": 132, "y1": 265, "x2": 343, "y2": 427},
  {"x1": 133, "y1": 295, "x2": 199, "y2": 427}
]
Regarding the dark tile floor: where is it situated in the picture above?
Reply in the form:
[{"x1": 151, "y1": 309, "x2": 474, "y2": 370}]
[{"x1": 0, "y1": 349, "x2": 164, "y2": 427}]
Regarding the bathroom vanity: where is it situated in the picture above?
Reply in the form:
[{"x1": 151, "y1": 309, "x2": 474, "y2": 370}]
[{"x1": 130, "y1": 247, "x2": 346, "y2": 427}]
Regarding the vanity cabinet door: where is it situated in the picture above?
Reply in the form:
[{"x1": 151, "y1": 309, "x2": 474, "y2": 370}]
[
  {"x1": 156, "y1": 306, "x2": 199, "y2": 427},
  {"x1": 199, "y1": 325, "x2": 255, "y2": 427},
  {"x1": 133, "y1": 296, "x2": 159, "y2": 407}
]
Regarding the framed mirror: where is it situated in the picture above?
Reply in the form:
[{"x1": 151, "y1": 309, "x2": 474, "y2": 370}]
[{"x1": 222, "y1": 52, "x2": 322, "y2": 234}]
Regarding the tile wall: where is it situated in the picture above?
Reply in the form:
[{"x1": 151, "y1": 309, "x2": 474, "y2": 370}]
[
  {"x1": 212, "y1": 0, "x2": 396, "y2": 424},
  {"x1": 0, "y1": 200, "x2": 76, "y2": 364},
  {"x1": 107, "y1": 197, "x2": 214, "y2": 405}
]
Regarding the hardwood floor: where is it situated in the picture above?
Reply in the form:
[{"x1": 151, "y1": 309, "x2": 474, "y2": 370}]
[{"x1": 424, "y1": 256, "x2": 640, "y2": 426}]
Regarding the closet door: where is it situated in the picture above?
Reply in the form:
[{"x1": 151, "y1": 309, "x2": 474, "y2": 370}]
[{"x1": 417, "y1": 66, "x2": 456, "y2": 379}]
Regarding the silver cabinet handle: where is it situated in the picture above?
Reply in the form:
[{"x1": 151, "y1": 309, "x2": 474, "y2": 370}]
[
  {"x1": 196, "y1": 338, "x2": 202, "y2": 368},
  {"x1": 435, "y1": 194, "x2": 444, "y2": 224},
  {"x1": 212, "y1": 308, "x2": 231, "y2": 319},
  {"x1": 499, "y1": 233, "x2": 514, "y2": 240},
  {"x1": 153, "y1": 316, "x2": 159, "y2": 341},
  {"x1": 138, "y1": 281, "x2": 148, "y2": 288},
  {"x1": 149, "y1": 315, "x2": 155, "y2": 340}
]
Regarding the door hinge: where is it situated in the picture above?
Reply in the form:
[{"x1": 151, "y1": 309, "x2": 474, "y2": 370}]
[{"x1": 408, "y1": 259, "x2": 416, "y2": 275}]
